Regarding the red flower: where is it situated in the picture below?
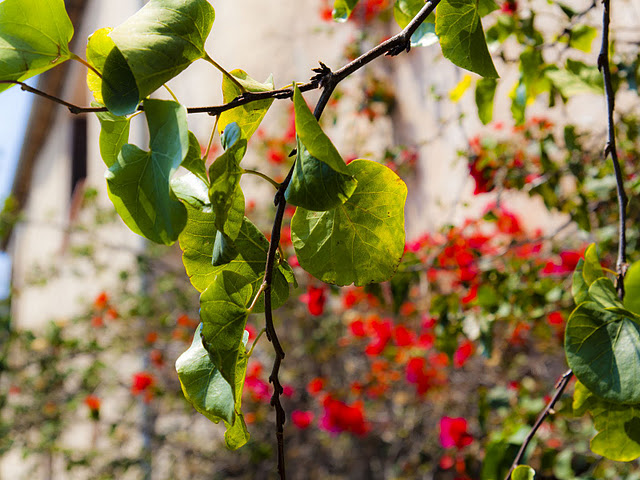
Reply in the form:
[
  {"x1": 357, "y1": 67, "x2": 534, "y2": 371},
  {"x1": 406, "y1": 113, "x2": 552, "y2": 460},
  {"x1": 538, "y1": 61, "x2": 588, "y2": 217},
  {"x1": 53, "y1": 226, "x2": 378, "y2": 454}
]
[
  {"x1": 439, "y1": 417, "x2": 473, "y2": 449},
  {"x1": 364, "y1": 317, "x2": 393, "y2": 356},
  {"x1": 106, "y1": 307, "x2": 119, "y2": 320},
  {"x1": 393, "y1": 325, "x2": 415, "y2": 347},
  {"x1": 300, "y1": 285, "x2": 326, "y2": 316},
  {"x1": 245, "y1": 361, "x2": 271, "y2": 402},
  {"x1": 349, "y1": 318, "x2": 367, "y2": 337},
  {"x1": 268, "y1": 148, "x2": 286, "y2": 164},
  {"x1": 307, "y1": 377, "x2": 325, "y2": 395},
  {"x1": 461, "y1": 284, "x2": 478, "y2": 304},
  {"x1": 84, "y1": 394, "x2": 101, "y2": 411},
  {"x1": 548, "y1": 311, "x2": 564, "y2": 325},
  {"x1": 131, "y1": 372, "x2": 155, "y2": 402},
  {"x1": 541, "y1": 249, "x2": 584, "y2": 276},
  {"x1": 91, "y1": 315, "x2": 104, "y2": 328},
  {"x1": 177, "y1": 314, "x2": 198, "y2": 328},
  {"x1": 150, "y1": 349, "x2": 164, "y2": 368},
  {"x1": 453, "y1": 340, "x2": 474, "y2": 368},
  {"x1": 320, "y1": 395, "x2": 369, "y2": 436},
  {"x1": 94, "y1": 291, "x2": 108, "y2": 310},
  {"x1": 145, "y1": 331, "x2": 158, "y2": 344},
  {"x1": 291, "y1": 410, "x2": 314, "y2": 429},
  {"x1": 501, "y1": 0, "x2": 517, "y2": 14}
]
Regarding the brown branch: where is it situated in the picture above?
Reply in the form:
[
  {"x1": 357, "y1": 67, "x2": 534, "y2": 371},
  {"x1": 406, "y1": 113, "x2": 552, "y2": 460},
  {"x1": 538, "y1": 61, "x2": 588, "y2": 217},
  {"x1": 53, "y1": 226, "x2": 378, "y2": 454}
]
[
  {"x1": 597, "y1": 0, "x2": 627, "y2": 300},
  {"x1": 255, "y1": 3, "x2": 441, "y2": 478},
  {"x1": 504, "y1": 369, "x2": 573, "y2": 480}
]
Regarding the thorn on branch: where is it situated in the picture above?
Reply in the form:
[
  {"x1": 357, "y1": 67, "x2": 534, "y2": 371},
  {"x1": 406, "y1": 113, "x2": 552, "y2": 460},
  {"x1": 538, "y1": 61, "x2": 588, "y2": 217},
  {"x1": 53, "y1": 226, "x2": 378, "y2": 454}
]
[{"x1": 311, "y1": 61, "x2": 333, "y2": 88}]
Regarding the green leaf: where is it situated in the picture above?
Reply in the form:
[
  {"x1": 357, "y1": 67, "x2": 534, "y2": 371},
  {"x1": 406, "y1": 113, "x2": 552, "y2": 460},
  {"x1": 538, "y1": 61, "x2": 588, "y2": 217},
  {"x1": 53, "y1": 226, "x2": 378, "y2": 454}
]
[
  {"x1": 179, "y1": 202, "x2": 289, "y2": 312},
  {"x1": 511, "y1": 465, "x2": 536, "y2": 480},
  {"x1": 477, "y1": 0, "x2": 499, "y2": 16},
  {"x1": 589, "y1": 277, "x2": 623, "y2": 310},
  {"x1": 285, "y1": 86, "x2": 357, "y2": 211},
  {"x1": 573, "y1": 380, "x2": 640, "y2": 461},
  {"x1": 105, "y1": 99, "x2": 188, "y2": 245},
  {"x1": 568, "y1": 24, "x2": 597, "y2": 53},
  {"x1": 219, "y1": 69, "x2": 275, "y2": 142},
  {"x1": 333, "y1": 0, "x2": 360, "y2": 22},
  {"x1": 181, "y1": 132, "x2": 208, "y2": 185},
  {"x1": 0, "y1": 0, "x2": 73, "y2": 93},
  {"x1": 572, "y1": 259, "x2": 589, "y2": 304},
  {"x1": 209, "y1": 123, "x2": 247, "y2": 235},
  {"x1": 582, "y1": 244, "x2": 603, "y2": 286},
  {"x1": 475, "y1": 77, "x2": 497, "y2": 124},
  {"x1": 435, "y1": 0, "x2": 499, "y2": 78},
  {"x1": 101, "y1": 0, "x2": 215, "y2": 115},
  {"x1": 200, "y1": 271, "x2": 252, "y2": 397},
  {"x1": 171, "y1": 171, "x2": 210, "y2": 209},
  {"x1": 393, "y1": 0, "x2": 438, "y2": 47},
  {"x1": 176, "y1": 323, "x2": 236, "y2": 424},
  {"x1": 176, "y1": 324, "x2": 250, "y2": 449},
  {"x1": 85, "y1": 27, "x2": 117, "y2": 106},
  {"x1": 565, "y1": 302, "x2": 640, "y2": 404},
  {"x1": 212, "y1": 230, "x2": 237, "y2": 267},
  {"x1": 545, "y1": 63, "x2": 603, "y2": 97},
  {"x1": 94, "y1": 107, "x2": 131, "y2": 168},
  {"x1": 291, "y1": 159, "x2": 407, "y2": 286},
  {"x1": 624, "y1": 260, "x2": 640, "y2": 316}
]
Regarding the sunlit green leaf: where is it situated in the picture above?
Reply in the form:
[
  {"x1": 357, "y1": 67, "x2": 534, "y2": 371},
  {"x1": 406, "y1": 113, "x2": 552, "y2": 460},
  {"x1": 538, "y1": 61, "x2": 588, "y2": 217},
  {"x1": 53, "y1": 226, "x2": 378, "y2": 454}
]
[
  {"x1": 171, "y1": 171, "x2": 210, "y2": 209},
  {"x1": 85, "y1": 27, "x2": 116, "y2": 106},
  {"x1": 566, "y1": 302, "x2": 640, "y2": 404},
  {"x1": 200, "y1": 271, "x2": 252, "y2": 397},
  {"x1": 511, "y1": 465, "x2": 536, "y2": 480},
  {"x1": 106, "y1": 99, "x2": 188, "y2": 245},
  {"x1": 219, "y1": 69, "x2": 275, "y2": 142},
  {"x1": 94, "y1": 106, "x2": 131, "y2": 168},
  {"x1": 582, "y1": 243, "x2": 604, "y2": 286},
  {"x1": 291, "y1": 159, "x2": 406, "y2": 286},
  {"x1": 285, "y1": 85, "x2": 357, "y2": 211},
  {"x1": 435, "y1": 0, "x2": 499, "y2": 78},
  {"x1": 475, "y1": 77, "x2": 497, "y2": 124},
  {"x1": 568, "y1": 24, "x2": 597, "y2": 53},
  {"x1": 99, "y1": 0, "x2": 215, "y2": 115},
  {"x1": 546, "y1": 60, "x2": 603, "y2": 97},
  {"x1": 333, "y1": 0, "x2": 360, "y2": 22},
  {"x1": 0, "y1": 0, "x2": 73, "y2": 93},
  {"x1": 574, "y1": 380, "x2": 640, "y2": 461},
  {"x1": 393, "y1": 0, "x2": 437, "y2": 47},
  {"x1": 624, "y1": 260, "x2": 640, "y2": 316},
  {"x1": 589, "y1": 277, "x2": 624, "y2": 310},
  {"x1": 179, "y1": 200, "x2": 289, "y2": 312}
]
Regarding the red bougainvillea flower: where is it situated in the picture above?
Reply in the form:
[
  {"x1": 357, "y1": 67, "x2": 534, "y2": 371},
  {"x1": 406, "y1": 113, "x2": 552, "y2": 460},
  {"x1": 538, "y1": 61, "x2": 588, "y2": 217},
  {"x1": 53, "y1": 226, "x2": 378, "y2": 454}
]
[
  {"x1": 453, "y1": 340, "x2": 474, "y2": 368},
  {"x1": 541, "y1": 249, "x2": 584, "y2": 276},
  {"x1": 131, "y1": 372, "x2": 155, "y2": 402},
  {"x1": 176, "y1": 314, "x2": 198, "y2": 328},
  {"x1": 291, "y1": 410, "x2": 314, "y2": 429},
  {"x1": 349, "y1": 318, "x2": 367, "y2": 337},
  {"x1": 548, "y1": 311, "x2": 564, "y2": 325},
  {"x1": 439, "y1": 417, "x2": 473, "y2": 449},
  {"x1": 320, "y1": 395, "x2": 369, "y2": 436},
  {"x1": 150, "y1": 349, "x2": 164, "y2": 368},
  {"x1": 93, "y1": 291, "x2": 108, "y2": 310},
  {"x1": 91, "y1": 315, "x2": 104, "y2": 328},
  {"x1": 84, "y1": 394, "x2": 101, "y2": 411},
  {"x1": 364, "y1": 317, "x2": 393, "y2": 356},
  {"x1": 268, "y1": 148, "x2": 286, "y2": 164},
  {"x1": 461, "y1": 284, "x2": 478, "y2": 304},
  {"x1": 105, "y1": 307, "x2": 119, "y2": 320},
  {"x1": 300, "y1": 285, "x2": 327, "y2": 316},
  {"x1": 501, "y1": 0, "x2": 517, "y2": 14},
  {"x1": 393, "y1": 325, "x2": 416, "y2": 347},
  {"x1": 145, "y1": 331, "x2": 158, "y2": 344},
  {"x1": 307, "y1": 377, "x2": 325, "y2": 395},
  {"x1": 245, "y1": 361, "x2": 271, "y2": 403}
]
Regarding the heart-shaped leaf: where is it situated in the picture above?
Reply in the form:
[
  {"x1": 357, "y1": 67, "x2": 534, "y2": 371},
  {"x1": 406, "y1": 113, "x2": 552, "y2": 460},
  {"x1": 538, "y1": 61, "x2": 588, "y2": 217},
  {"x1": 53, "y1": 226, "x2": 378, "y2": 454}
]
[
  {"x1": 200, "y1": 271, "x2": 252, "y2": 397},
  {"x1": 285, "y1": 85, "x2": 357, "y2": 211},
  {"x1": 179, "y1": 197, "x2": 290, "y2": 312},
  {"x1": 95, "y1": 0, "x2": 215, "y2": 115},
  {"x1": 106, "y1": 99, "x2": 188, "y2": 245},
  {"x1": 218, "y1": 69, "x2": 275, "y2": 142},
  {"x1": 0, "y1": 0, "x2": 73, "y2": 92},
  {"x1": 94, "y1": 106, "x2": 131, "y2": 168},
  {"x1": 574, "y1": 380, "x2": 640, "y2": 461},
  {"x1": 435, "y1": 0, "x2": 499, "y2": 78},
  {"x1": 566, "y1": 302, "x2": 640, "y2": 404},
  {"x1": 291, "y1": 159, "x2": 406, "y2": 286},
  {"x1": 181, "y1": 132, "x2": 209, "y2": 185}
]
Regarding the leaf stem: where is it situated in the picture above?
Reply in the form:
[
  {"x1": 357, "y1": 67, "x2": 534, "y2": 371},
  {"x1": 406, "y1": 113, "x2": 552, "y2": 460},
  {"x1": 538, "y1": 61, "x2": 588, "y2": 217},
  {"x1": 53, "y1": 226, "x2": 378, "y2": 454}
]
[
  {"x1": 242, "y1": 169, "x2": 280, "y2": 189},
  {"x1": 203, "y1": 53, "x2": 247, "y2": 93},
  {"x1": 202, "y1": 116, "x2": 220, "y2": 161},
  {"x1": 248, "y1": 329, "x2": 266, "y2": 357},
  {"x1": 163, "y1": 84, "x2": 179, "y2": 103},
  {"x1": 248, "y1": 282, "x2": 267, "y2": 313},
  {"x1": 70, "y1": 52, "x2": 102, "y2": 79}
]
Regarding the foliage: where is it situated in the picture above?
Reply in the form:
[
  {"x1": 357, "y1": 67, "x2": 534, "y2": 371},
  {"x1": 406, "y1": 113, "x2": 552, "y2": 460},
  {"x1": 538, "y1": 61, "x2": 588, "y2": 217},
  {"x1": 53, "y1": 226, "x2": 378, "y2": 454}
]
[{"x1": 1, "y1": 0, "x2": 640, "y2": 477}]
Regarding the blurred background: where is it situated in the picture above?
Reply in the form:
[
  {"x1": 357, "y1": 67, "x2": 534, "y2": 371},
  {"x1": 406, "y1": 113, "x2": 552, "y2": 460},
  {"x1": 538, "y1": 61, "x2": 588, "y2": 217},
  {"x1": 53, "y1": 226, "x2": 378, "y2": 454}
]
[{"x1": 1, "y1": 0, "x2": 640, "y2": 478}]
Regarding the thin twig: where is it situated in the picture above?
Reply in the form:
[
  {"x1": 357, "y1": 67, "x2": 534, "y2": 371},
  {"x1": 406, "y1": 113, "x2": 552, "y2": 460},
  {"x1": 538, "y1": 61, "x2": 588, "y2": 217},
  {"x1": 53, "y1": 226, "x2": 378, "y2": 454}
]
[
  {"x1": 597, "y1": 0, "x2": 627, "y2": 300},
  {"x1": 504, "y1": 369, "x2": 573, "y2": 480}
]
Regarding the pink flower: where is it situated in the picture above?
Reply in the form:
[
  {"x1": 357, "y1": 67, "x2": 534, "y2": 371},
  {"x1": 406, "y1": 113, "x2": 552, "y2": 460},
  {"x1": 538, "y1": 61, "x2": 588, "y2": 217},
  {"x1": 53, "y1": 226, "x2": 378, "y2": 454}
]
[{"x1": 439, "y1": 417, "x2": 473, "y2": 449}]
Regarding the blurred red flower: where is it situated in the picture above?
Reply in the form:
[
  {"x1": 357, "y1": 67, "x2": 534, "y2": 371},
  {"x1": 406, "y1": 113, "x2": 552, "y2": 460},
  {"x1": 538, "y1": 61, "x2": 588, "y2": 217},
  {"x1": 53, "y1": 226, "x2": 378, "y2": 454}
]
[
  {"x1": 291, "y1": 410, "x2": 314, "y2": 429},
  {"x1": 320, "y1": 395, "x2": 369, "y2": 436},
  {"x1": 439, "y1": 417, "x2": 473, "y2": 449}
]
